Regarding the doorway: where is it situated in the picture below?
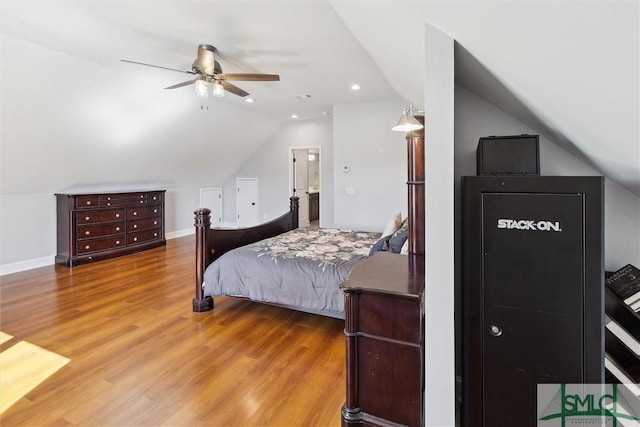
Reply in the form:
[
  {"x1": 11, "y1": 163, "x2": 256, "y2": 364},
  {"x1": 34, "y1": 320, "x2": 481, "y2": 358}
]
[{"x1": 290, "y1": 147, "x2": 321, "y2": 228}]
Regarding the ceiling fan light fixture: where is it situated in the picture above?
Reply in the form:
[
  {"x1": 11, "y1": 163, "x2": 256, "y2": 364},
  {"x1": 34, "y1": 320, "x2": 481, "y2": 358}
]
[
  {"x1": 212, "y1": 81, "x2": 225, "y2": 97},
  {"x1": 195, "y1": 79, "x2": 208, "y2": 98}
]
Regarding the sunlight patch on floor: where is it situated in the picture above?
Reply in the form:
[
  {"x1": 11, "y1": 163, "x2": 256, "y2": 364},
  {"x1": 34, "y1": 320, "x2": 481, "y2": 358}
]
[
  {"x1": 0, "y1": 339, "x2": 70, "y2": 413},
  {"x1": 0, "y1": 331, "x2": 13, "y2": 345}
]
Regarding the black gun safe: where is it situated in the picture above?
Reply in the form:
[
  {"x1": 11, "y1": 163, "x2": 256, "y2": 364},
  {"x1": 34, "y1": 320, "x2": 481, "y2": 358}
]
[{"x1": 461, "y1": 176, "x2": 604, "y2": 427}]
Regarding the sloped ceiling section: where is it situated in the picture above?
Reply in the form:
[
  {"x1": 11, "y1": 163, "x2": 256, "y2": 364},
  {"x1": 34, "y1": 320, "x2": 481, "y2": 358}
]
[
  {"x1": 0, "y1": 1, "x2": 398, "y2": 195},
  {"x1": 0, "y1": 1, "x2": 397, "y2": 121},
  {"x1": 330, "y1": 1, "x2": 640, "y2": 196}
]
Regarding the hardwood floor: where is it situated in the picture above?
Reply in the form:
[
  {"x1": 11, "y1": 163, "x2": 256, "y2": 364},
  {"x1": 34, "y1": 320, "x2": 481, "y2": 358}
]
[{"x1": 0, "y1": 236, "x2": 346, "y2": 426}]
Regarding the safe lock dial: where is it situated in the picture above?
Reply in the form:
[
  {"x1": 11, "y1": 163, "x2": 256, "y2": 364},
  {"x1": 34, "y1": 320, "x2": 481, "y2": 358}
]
[{"x1": 489, "y1": 324, "x2": 503, "y2": 337}]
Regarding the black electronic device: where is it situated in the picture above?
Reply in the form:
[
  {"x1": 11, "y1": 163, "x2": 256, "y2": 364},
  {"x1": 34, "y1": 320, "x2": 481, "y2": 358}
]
[{"x1": 476, "y1": 134, "x2": 540, "y2": 176}]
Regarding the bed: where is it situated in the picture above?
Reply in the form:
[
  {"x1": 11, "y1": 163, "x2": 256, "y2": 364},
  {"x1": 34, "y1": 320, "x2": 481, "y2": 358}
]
[
  {"x1": 192, "y1": 117, "x2": 425, "y2": 316},
  {"x1": 192, "y1": 198, "x2": 405, "y2": 316}
]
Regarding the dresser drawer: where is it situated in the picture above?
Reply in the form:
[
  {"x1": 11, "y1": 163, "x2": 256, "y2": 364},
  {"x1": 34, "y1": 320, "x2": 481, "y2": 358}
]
[
  {"x1": 147, "y1": 192, "x2": 162, "y2": 203},
  {"x1": 127, "y1": 205, "x2": 161, "y2": 220},
  {"x1": 358, "y1": 292, "x2": 422, "y2": 344},
  {"x1": 76, "y1": 209, "x2": 125, "y2": 224},
  {"x1": 77, "y1": 235, "x2": 125, "y2": 254},
  {"x1": 77, "y1": 221, "x2": 126, "y2": 239},
  {"x1": 102, "y1": 193, "x2": 144, "y2": 207},
  {"x1": 76, "y1": 195, "x2": 100, "y2": 209},
  {"x1": 128, "y1": 217, "x2": 160, "y2": 232},
  {"x1": 128, "y1": 228, "x2": 162, "y2": 245}
]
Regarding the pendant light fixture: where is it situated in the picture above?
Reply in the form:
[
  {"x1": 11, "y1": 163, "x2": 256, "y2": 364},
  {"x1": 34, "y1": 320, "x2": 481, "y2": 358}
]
[{"x1": 392, "y1": 103, "x2": 424, "y2": 132}]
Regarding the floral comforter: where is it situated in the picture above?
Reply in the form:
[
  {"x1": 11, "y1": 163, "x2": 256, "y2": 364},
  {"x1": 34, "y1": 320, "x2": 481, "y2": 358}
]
[{"x1": 202, "y1": 227, "x2": 380, "y2": 318}]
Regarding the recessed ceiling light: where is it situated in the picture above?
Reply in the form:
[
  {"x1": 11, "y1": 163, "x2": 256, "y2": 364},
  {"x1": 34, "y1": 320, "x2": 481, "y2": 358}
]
[
  {"x1": 245, "y1": 98, "x2": 255, "y2": 103},
  {"x1": 291, "y1": 114, "x2": 298, "y2": 119},
  {"x1": 351, "y1": 84, "x2": 361, "y2": 91},
  {"x1": 296, "y1": 94, "x2": 311, "y2": 99}
]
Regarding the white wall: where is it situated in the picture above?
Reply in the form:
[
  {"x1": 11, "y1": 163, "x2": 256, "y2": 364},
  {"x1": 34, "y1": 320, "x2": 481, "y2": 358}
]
[
  {"x1": 222, "y1": 117, "x2": 334, "y2": 226},
  {"x1": 424, "y1": 22, "x2": 456, "y2": 427},
  {"x1": 454, "y1": 84, "x2": 640, "y2": 270},
  {"x1": 332, "y1": 99, "x2": 408, "y2": 232}
]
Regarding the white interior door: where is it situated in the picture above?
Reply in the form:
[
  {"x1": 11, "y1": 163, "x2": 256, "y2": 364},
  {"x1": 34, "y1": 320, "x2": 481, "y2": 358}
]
[
  {"x1": 292, "y1": 149, "x2": 310, "y2": 227},
  {"x1": 199, "y1": 187, "x2": 223, "y2": 228},
  {"x1": 236, "y1": 177, "x2": 259, "y2": 227}
]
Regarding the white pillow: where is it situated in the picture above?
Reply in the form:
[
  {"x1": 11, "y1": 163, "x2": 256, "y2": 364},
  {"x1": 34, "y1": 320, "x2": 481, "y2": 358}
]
[
  {"x1": 400, "y1": 239, "x2": 409, "y2": 255},
  {"x1": 381, "y1": 212, "x2": 403, "y2": 237}
]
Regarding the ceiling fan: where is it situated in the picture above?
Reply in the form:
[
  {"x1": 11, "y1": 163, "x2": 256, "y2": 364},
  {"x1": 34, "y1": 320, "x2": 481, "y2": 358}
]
[{"x1": 121, "y1": 44, "x2": 279, "y2": 98}]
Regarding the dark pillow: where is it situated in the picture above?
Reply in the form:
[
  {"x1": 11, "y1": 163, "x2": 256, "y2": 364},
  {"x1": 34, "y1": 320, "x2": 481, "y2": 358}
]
[
  {"x1": 388, "y1": 219, "x2": 408, "y2": 253},
  {"x1": 369, "y1": 235, "x2": 391, "y2": 256}
]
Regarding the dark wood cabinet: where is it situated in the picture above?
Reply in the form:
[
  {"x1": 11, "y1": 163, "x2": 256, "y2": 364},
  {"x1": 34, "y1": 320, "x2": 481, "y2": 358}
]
[
  {"x1": 340, "y1": 252, "x2": 425, "y2": 427},
  {"x1": 461, "y1": 176, "x2": 604, "y2": 427},
  {"x1": 309, "y1": 192, "x2": 319, "y2": 221},
  {"x1": 56, "y1": 190, "x2": 166, "y2": 266}
]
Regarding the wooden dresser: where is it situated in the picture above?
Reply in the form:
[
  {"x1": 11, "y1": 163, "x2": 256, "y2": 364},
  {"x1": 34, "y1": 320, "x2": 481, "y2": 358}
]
[
  {"x1": 340, "y1": 252, "x2": 425, "y2": 427},
  {"x1": 55, "y1": 190, "x2": 166, "y2": 266}
]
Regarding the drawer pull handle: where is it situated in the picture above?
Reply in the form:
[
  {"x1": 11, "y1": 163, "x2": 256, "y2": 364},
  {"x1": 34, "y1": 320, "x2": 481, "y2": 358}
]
[
  {"x1": 140, "y1": 195, "x2": 144, "y2": 198},
  {"x1": 85, "y1": 216, "x2": 90, "y2": 221},
  {"x1": 154, "y1": 233, "x2": 158, "y2": 237},
  {"x1": 133, "y1": 212, "x2": 137, "y2": 216},
  {"x1": 153, "y1": 196, "x2": 157, "y2": 200},
  {"x1": 85, "y1": 231, "x2": 90, "y2": 236},
  {"x1": 140, "y1": 200, "x2": 144, "y2": 204},
  {"x1": 86, "y1": 201, "x2": 91, "y2": 205},
  {"x1": 107, "y1": 202, "x2": 111, "y2": 206},
  {"x1": 85, "y1": 245, "x2": 90, "y2": 250},
  {"x1": 153, "y1": 221, "x2": 157, "y2": 225},
  {"x1": 116, "y1": 240, "x2": 120, "y2": 245},
  {"x1": 115, "y1": 227, "x2": 120, "y2": 232},
  {"x1": 133, "y1": 237, "x2": 138, "y2": 242},
  {"x1": 153, "y1": 209, "x2": 157, "y2": 213},
  {"x1": 133, "y1": 224, "x2": 137, "y2": 229},
  {"x1": 115, "y1": 213, "x2": 120, "y2": 218}
]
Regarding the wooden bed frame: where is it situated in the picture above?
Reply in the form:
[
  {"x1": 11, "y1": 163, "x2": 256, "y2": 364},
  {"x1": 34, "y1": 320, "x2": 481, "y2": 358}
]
[
  {"x1": 192, "y1": 197, "x2": 299, "y2": 312},
  {"x1": 192, "y1": 116, "x2": 425, "y2": 313}
]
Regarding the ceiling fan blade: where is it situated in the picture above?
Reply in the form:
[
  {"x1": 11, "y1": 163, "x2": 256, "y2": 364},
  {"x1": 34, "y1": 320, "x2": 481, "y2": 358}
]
[
  {"x1": 220, "y1": 81, "x2": 250, "y2": 97},
  {"x1": 196, "y1": 44, "x2": 216, "y2": 75},
  {"x1": 121, "y1": 59, "x2": 196, "y2": 75},
  {"x1": 220, "y1": 73, "x2": 280, "y2": 82},
  {"x1": 165, "y1": 78, "x2": 199, "y2": 90}
]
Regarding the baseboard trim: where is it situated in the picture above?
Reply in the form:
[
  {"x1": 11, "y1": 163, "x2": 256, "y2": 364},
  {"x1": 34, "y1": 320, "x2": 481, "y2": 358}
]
[
  {"x1": 1, "y1": 229, "x2": 195, "y2": 276},
  {"x1": 165, "y1": 228, "x2": 194, "y2": 240},
  {"x1": 0, "y1": 256, "x2": 54, "y2": 276}
]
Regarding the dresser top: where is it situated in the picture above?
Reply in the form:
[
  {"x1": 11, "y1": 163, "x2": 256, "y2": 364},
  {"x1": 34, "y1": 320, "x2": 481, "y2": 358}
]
[
  {"x1": 340, "y1": 251, "x2": 425, "y2": 297},
  {"x1": 56, "y1": 187, "x2": 165, "y2": 196}
]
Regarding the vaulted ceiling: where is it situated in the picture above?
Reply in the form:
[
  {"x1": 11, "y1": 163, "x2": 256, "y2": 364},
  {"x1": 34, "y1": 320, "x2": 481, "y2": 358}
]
[{"x1": 2, "y1": 1, "x2": 638, "y2": 195}]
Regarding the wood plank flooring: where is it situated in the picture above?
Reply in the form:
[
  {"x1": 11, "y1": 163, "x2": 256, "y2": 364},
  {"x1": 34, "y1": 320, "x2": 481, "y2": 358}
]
[{"x1": 0, "y1": 236, "x2": 345, "y2": 426}]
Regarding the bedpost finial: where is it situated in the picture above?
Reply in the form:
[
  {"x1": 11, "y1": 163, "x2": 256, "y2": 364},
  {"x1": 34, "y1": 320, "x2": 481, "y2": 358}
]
[{"x1": 194, "y1": 208, "x2": 212, "y2": 227}]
